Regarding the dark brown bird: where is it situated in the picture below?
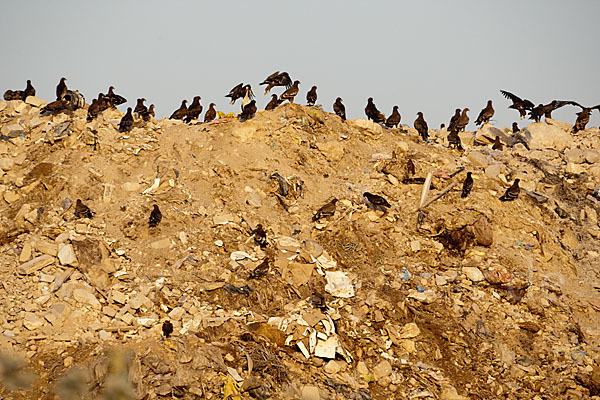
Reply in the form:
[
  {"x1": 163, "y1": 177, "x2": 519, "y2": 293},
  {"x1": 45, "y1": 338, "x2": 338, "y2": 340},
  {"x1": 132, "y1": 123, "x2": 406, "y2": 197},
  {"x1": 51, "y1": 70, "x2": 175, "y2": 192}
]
[
  {"x1": 56, "y1": 77, "x2": 67, "y2": 100},
  {"x1": 500, "y1": 90, "x2": 535, "y2": 119},
  {"x1": 414, "y1": 112, "x2": 429, "y2": 141},
  {"x1": 569, "y1": 102, "x2": 600, "y2": 133},
  {"x1": 333, "y1": 97, "x2": 346, "y2": 120},
  {"x1": 104, "y1": 86, "x2": 126, "y2": 107},
  {"x1": 365, "y1": 97, "x2": 385, "y2": 123},
  {"x1": 499, "y1": 179, "x2": 520, "y2": 201},
  {"x1": 461, "y1": 172, "x2": 473, "y2": 198},
  {"x1": 41, "y1": 99, "x2": 70, "y2": 115},
  {"x1": 529, "y1": 100, "x2": 573, "y2": 122},
  {"x1": 492, "y1": 136, "x2": 503, "y2": 150},
  {"x1": 279, "y1": 80, "x2": 300, "y2": 103},
  {"x1": 385, "y1": 106, "x2": 401, "y2": 128},
  {"x1": 141, "y1": 104, "x2": 155, "y2": 122},
  {"x1": 134, "y1": 98, "x2": 147, "y2": 116},
  {"x1": 162, "y1": 320, "x2": 173, "y2": 338},
  {"x1": 239, "y1": 100, "x2": 257, "y2": 122},
  {"x1": 226, "y1": 83, "x2": 253, "y2": 104},
  {"x1": 249, "y1": 257, "x2": 270, "y2": 279},
  {"x1": 406, "y1": 159, "x2": 416, "y2": 176},
  {"x1": 475, "y1": 100, "x2": 494, "y2": 126},
  {"x1": 251, "y1": 224, "x2": 268, "y2": 248},
  {"x1": 260, "y1": 71, "x2": 293, "y2": 94},
  {"x1": 448, "y1": 130, "x2": 463, "y2": 150},
  {"x1": 204, "y1": 103, "x2": 216, "y2": 123},
  {"x1": 170, "y1": 100, "x2": 188, "y2": 120},
  {"x1": 448, "y1": 108, "x2": 461, "y2": 132},
  {"x1": 363, "y1": 192, "x2": 391, "y2": 211},
  {"x1": 87, "y1": 94, "x2": 107, "y2": 121},
  {"x1": 119, "y1": 107, "x2": 134, "y2": 133},
  {"x1": 312, "y1": 198, "x2": 338, "y2": 221},
  {"x1": 184, "y1": 96, "x2": 202, "y2": 123},
  {"x1": 74, "y1": 199, "x2": 93, "y2": 219},
  {"x1": 149, "y1": 205, "x2": 162, "y2": 228},
  {"x1": 306, "y1": 85, "x2": 318, "y2": 106},
  {"x1": 512, "y1": 122, "x2": 520, "y2": 133},
  {"x1": 265, "y1": 94, "x2": 280, "y2": 111},
  {"x1": 456, "y1": 108, "x2": 470, "y2": 132},
  {"x1": 3, "y1": 90, "x2": 23, "y2": 101},
  {"x1": 23, "y1": 80, "x2": 35, "y2": 99},
  {"x1": 241, "y1": 85, "x2": 254, "y2": 111}
]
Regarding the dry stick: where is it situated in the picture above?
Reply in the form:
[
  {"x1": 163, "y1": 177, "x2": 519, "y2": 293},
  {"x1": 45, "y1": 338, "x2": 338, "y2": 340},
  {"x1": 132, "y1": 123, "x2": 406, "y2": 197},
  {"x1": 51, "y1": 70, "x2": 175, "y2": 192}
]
[
  {"x1": 419, "y1": 181, "x2": 458, "y2": 210},
  {"x1": 419, "y1": 172, "x2": 434, "y2": 208}
]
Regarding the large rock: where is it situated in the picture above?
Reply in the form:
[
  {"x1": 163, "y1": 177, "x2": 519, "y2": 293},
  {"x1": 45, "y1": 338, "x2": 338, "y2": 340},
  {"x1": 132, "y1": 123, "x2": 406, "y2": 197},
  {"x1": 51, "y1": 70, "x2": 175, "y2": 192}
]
[
  {"x1": 524, "y1": 122, "x2": 571, "y2": 151},
  {"x1": 348, "y1": 118, "x2": 384, "y2": 135},
  {"x1": 25, "y1": 96, "x2": 45, "y2": 107},
  {"x1": 475, "y1": 124, "x2": 508, "y2": 143},
  {"x1": 466, "y1": 151, "x2": 489, "y2": 168}
]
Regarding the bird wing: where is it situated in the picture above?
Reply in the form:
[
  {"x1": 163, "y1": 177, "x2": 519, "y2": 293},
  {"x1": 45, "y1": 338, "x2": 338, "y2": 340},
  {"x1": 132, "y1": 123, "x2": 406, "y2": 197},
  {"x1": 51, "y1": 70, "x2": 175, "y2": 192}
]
[
  {"x1": 260, "y1": 71, "x2": 279, "y2": 85},
  {"x1": 226, "y1": 83, "x2": 243, "y2": 97},
  {"x1": 278, "y1": 73, "x2": 292, "y2": 88},
  {"x1": 500, "y1": 90, "x2": 523, "y2": 103},
  {"x1": 552, "y1": 100, "x2": 575, "y2": 111}
]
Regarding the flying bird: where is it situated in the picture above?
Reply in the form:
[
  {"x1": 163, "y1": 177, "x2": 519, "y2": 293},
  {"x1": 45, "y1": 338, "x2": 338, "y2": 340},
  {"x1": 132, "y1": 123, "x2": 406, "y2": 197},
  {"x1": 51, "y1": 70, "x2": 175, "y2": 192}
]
[
  {"x1": 461, "y1": 172, "x2": 473, "y2": 198},
  {"x1": 119, "y1": 107, "x2": 134, "y2": 133},
  {"x1": 265, "y1": 94, "x2": 280, "y2": 111},
  {"x1": 74, "y1": 199, "x2": 93, "y2": 219},
  {"x1": 333, "y1": 97, "x2": 346, "y2": 120},
  {"x1": 306, "y1": 86, "x2": 318, "y2": 106},
  {"x1": 475, "y1": 100, "x2": 494, "y2": 126},
  {"x1": 499, "y1": 179, "x2": 520, "y2": 201},
  {"x1": 279, "y1": 80, "x2": 300, "y2": 103},
  {"x1": 149, "y1": 205, "x2": 162, "y2": 228},
  {"x1": 204, "y1": 103, "x2": 216, "y2": 123},
  {"x1": 170, "y1": 100, "x2": 188, "y2": 120},
  {"x1": 312, "y1": 198, "x2": 338, "y2": 221},
  {"x1": 529, "y1": 100, "x2": 573, "y2": 122},
  {"x1": 363, "y1": 192, "x2": 391, "y2": 211},
  {"x1": 56, "y1": 77, "x2": 67, "y2": 100},
  {"x1": 134, "y1": 98, "x2": 147, "y2": 117},
  {"x1": 385, "y1": 106, "x2": 401, "y2": 128},
  {"x1": 239, "y1": 100, "x2": 257, "y2": 122},
  {"x1": 184, "y1": 96, "x2": 202, "y2": 123},
  {"x1": 141, "y1": 104, "x2": 155, "y2": 122},
  {"x1": 492, "y1": 136, "x2": 503, "y2": 150},
  {"x1": 251, "y1": 224, "x2": 268, "y2": 248},
  {"x1": 260, "y1": 71, "x2": 292, "y2": 94},
  {"x1": 162, "y1": 320, "x2": 173, "y2": 338},
  {"x1": 414, "y1": 112, "x2": 429, "y2": 141},
  {"x1": 456, "y1": 108, "x2": 470, "y2": 132},
  {"x1": 500, "y1": 90, "x2": 535, "y2": 119}
]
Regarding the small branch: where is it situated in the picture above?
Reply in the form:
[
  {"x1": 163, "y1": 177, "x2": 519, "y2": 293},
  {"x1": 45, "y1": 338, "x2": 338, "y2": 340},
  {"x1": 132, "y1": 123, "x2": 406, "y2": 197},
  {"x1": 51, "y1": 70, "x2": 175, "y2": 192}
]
[
  {"x1": 418, "y1": 181, "x2": 458, "y2": 210},
  {"x1": 419, "y1": 172, "x2": 433, "y2": 208}
]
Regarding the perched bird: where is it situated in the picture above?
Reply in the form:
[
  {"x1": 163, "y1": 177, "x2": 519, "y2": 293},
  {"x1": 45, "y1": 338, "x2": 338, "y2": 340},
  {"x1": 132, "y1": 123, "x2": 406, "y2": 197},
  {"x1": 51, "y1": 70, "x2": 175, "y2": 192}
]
[
  {"x1": 204, "y1": 103, "x2": 216, "y2": 123},
  {"x1": 87, "y1": 94, "x2": 108, "y2": 121},
  {"x1": 385, "y1": 106, "x2": 401, "y2": 128},
  {"x1": 475, "y1": 100, "x2": 494, "y2": 126},
  {"x1": 169, "y1": 100, "x2": 188, "y2": 120},
  {"x1": 414, "y1": 112, "x2": 429, "y2": 141},
  {"x1": 260, "y1": 71, "x2": 292, "y2": 94},
  {"x1": 162, "y1": 320, "x2": 173, "y2": 338},
  {"x1": 364, "y1": 192, "x2": 391, "y2": 211},
  {"x1": 41, "y1": 99, "x2": 70, "y2": 115},
  {"x1": 569, "y1": 102, "x2": 600, "y2": 133},
  {"x1": 406, "y1": 159, "x2": 416, "y2": 176},
  {"x1": 248, "y1": 257, "x2": 270, "y2": 279},
  {"x1": 312, "y1": 198, "x2": 338, "y2": 221},
  {"x1": 134, "y1": 98, "x2": 147, "y2": 117},
  {"x1": 141, "y1": 104, "x2": 155, "y2": 122},
  {"x1": 365, "y1": 98, "x2": 385, "y2": 123},
  {"x1": 149, "y1": 205, "x2": 162, "y2": 227},
  {"x1": 448, "y1": 130, "x2": 463, "y2": 150},
  {"x1": 448, "y1": 108, "x2": 461, "y2": 132},
  {"x1": 500, "y1": 90, "x2": 535, "y2": 119},
  {"x1": 512, "y1": 122, "x2": 520, "y2": 133},
  {"x1": 23, "y1": 80, "x2": 35, "y2": 99},
  {"x1": 239, "y1": 100, "x2": 257, "y2": 122},
  {"x1": 456, "y1": 108, "x2": 470, "y2": 132},
  {"x1": 118, "y1": 107, "x2": 134, "y2": 133},
  {"x1": 3, "y1": 90, "x2": 23, "y2": 101},
  {"x1": 306, "y1": 86, "x2": 318, "y2": 106},
  {"x1": 56, "y1": 77, "x2": 67, "y2": 100},
  {"x1": 279, "y1": 80, "x2": 300, "y2": 103},
  {"x1": 251, "y1": 224, "x2": 268, "y2": 248},
  {"x1": 184, "y1": 96, "x2": 202, "y2": 123},
  {"x1": 265, "y1": 94, "x2": 280, "y2": 111},
  {"x1": 226, "y1": 83, "x2": 253, "y2": 105},
  {"x1": 492, "y1": 136, "x2": 503, "y2": 150},
  {"x1": 499, "y1": 179, "x2": 520, "y2": 201},
  {"x1": 74, "y1": 199, "x2": 93, "y2": 219},
  {"x1": 461, "y1": 172, "x2": 473, "y2": 198},
  {"x1": 333, "y1": 97, "x2": 346, "y2": 120},
  {"x1": 241, "y1": 85, "x2": 254, "y2": 111},
  {"x1": 104, "y1": 86, "x2": 126, "y2": 107}
]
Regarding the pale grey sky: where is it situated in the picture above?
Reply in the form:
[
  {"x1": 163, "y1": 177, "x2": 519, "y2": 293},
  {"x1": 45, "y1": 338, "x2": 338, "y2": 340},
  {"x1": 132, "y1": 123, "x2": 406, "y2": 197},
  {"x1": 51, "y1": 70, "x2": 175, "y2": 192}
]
[{"x1": 1, "y1": 0, "x2": 599, "y2": 128}]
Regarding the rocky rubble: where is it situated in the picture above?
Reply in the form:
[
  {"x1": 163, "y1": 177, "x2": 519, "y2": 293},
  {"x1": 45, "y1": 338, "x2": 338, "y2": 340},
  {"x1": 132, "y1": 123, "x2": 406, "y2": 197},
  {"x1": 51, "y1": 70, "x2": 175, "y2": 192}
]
[{"x1": 0, "y1": 97, "x2": 600, "y2": 399}]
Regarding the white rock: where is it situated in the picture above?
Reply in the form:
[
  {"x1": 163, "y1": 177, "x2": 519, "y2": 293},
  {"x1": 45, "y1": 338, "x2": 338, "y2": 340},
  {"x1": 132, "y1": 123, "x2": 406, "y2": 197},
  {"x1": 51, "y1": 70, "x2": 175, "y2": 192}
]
[
  {"x1": 25, "y1": 96, "x2": 45, "y2": 107},
  {"x1": 0, "y1": 158, "x2": 15, "y2": 171},
  {"x1": 463, "y1": 266, "x2": 484, "y2": 282},
  {"x1": 524, "y1": 122, "x2": 571, "y2": 151},
  {"x1": 349, "y1": 118, "x2": 384, "y2": 134},
  {"x1": 466, "y1": 151, "x2": 488, "y2": 168},
  {"x1": 23, "y1": 313, "x2": 45, "y2": 330},
  {"x1": 57, "y1": 244, "x2": 77, "y2": 265},
  {"x1": 485, "y1": 164, "x2": 503, "y2": 179},
  {"x1": 73, "y1": 289, "x2": 101, "y2": 309},
  {"x1": 314, "y1": 335, "x2": 338, "y2": 359},
  {"x1": 324, "y1": 271, "x2": 354, "y2": 298},
  {"x1": 168, "y1": 307, "x2": 185, "y2": 321}
]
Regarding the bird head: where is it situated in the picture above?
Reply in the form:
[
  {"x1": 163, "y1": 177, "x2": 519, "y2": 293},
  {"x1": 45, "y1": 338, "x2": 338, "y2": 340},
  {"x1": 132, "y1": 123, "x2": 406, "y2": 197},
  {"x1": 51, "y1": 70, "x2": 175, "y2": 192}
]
[
  {"x1": 210, "y1": 103, "x2": 216, "y2": 107},
  {"x1": 127, "y1": 107, "x2": 132, "y2": 113}
]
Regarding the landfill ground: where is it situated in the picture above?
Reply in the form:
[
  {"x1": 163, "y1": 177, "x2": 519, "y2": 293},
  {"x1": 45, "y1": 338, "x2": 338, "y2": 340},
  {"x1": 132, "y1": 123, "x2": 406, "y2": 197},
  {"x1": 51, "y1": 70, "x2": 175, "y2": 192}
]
[{"x1": 0, "y1": 97, "x2": 600, "y2": 399}]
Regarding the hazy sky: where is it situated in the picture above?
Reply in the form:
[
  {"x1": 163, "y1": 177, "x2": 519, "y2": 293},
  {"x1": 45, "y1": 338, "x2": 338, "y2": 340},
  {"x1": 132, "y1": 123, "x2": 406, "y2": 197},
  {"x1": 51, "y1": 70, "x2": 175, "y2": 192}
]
[{"x1": 1, "y1": 1, "x2": 599, "y2": 128}]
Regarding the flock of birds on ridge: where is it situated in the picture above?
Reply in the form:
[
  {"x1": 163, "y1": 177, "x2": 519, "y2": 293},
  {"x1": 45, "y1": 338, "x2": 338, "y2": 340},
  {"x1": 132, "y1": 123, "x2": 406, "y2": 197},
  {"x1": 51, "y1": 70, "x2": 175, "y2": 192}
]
[{"x1": 3, "y1": 71, "x2": 600, "y2": 236}]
